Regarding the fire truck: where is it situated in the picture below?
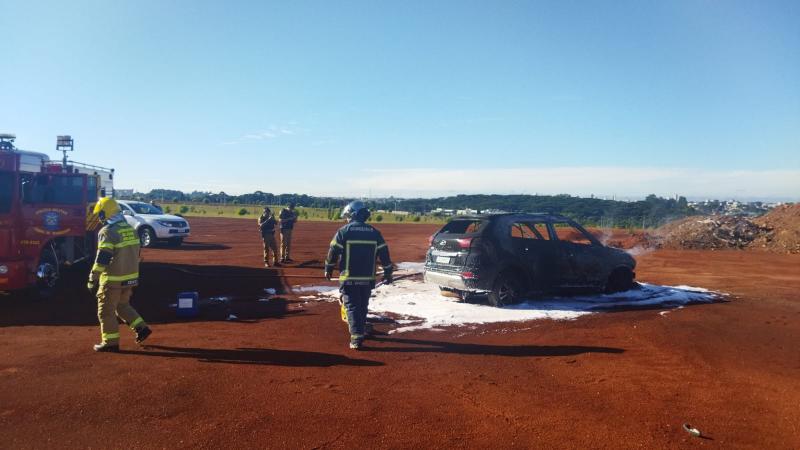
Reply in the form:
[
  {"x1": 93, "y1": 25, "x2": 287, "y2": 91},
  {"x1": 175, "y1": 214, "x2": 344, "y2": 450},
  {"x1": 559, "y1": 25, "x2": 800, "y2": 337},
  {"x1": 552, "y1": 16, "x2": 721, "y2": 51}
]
[{"x1": 0, "y1": 134, "x2": 114, "y2": 297}]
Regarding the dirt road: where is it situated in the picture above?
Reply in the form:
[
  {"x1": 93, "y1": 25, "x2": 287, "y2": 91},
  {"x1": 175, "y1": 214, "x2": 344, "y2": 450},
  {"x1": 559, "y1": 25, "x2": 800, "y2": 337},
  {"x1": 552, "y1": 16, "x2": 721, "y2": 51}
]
[{"x1": 1, "y1": 218, "x2": 798, "y2": 449}]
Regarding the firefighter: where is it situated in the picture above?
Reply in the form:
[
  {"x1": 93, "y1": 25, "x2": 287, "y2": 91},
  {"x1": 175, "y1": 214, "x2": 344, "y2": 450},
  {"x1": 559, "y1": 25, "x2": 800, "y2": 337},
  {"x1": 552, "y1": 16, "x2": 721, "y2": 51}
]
[
  {"x1": 324, "y1": 201, "x2": 393, "y2": 350},
  {"x1": 278, "y1": 202, "x2": 298, "y2": 263},
  {"x1": 87, "y1": 197, "x2": 152, "y2": 352},
  {"x1": 258, "y1": 206, "x2": 280, "y2": 267}
]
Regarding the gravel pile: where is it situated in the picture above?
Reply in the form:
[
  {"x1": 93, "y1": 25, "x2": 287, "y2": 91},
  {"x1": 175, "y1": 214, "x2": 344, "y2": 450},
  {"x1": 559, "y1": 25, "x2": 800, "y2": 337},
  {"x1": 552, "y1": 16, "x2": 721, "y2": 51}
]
[{"x1": 655, "y1": 216, "x2": 771, "y2": 250}]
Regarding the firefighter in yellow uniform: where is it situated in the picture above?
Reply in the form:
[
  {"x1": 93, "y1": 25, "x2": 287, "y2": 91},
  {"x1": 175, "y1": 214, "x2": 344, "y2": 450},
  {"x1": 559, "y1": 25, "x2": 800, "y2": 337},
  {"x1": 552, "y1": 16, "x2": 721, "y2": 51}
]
[{"x1": 87, "y1": 197, "x2": 152, "y2": 352}]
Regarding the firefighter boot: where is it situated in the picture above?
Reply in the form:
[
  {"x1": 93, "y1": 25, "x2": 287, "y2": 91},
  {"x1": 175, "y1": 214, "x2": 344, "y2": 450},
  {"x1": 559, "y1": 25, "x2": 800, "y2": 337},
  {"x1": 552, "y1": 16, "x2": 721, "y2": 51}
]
[
  {"x1": 93, "y1": 342, "x2": 120, "y2": 353},
  {"x1": 349, "y1": 335, "x2": 364, "y2": 350},
  {"x1": 135, "y1": 326, "x2": 152, "y2": 344}
]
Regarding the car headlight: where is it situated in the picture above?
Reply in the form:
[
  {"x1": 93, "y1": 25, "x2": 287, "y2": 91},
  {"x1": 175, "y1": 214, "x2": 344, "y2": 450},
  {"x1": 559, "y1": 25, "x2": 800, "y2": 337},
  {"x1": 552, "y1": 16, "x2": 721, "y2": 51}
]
[
  {"x1": 156, "y1": 220, "x2": 173, "y2": 227},
  {"x1": 0, "y1": 265, "x2": 8, "y2": 275}
]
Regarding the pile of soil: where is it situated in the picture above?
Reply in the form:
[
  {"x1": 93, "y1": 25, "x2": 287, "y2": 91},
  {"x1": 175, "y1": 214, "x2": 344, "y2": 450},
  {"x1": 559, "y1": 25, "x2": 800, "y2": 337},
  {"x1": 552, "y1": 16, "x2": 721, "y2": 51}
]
[
  {"x1": 655, "y1": 215, "x2": 771, "y2": 250},
  {"x1": 752, "y1": 204, "x2": 800, "y2": 254}
]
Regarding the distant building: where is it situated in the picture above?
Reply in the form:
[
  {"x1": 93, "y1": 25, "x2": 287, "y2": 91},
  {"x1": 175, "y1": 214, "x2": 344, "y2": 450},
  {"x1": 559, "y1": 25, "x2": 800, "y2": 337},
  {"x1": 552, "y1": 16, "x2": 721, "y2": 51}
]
[{"x1": 430, "y1": 208, "x2": 455, "y2": 216}]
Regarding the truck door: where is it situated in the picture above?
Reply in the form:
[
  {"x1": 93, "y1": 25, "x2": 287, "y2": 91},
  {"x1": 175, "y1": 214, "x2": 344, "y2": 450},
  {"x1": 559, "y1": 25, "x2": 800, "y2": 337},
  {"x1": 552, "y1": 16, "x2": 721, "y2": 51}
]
[{"x1": 20, "y1": 173, "x2": 87, "y2": 259}]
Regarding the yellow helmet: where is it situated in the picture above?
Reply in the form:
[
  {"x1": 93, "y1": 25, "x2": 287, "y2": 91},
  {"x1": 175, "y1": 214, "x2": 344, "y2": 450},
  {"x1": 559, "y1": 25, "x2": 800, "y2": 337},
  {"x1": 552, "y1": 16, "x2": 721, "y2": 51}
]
[{"x1": 90, "y1": 197, "x2": 121, "y2": 225}]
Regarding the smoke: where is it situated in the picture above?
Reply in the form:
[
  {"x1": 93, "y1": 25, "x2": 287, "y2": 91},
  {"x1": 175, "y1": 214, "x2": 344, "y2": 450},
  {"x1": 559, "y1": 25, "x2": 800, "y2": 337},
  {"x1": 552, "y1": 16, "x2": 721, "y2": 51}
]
[{"x1": 626, "y1": 245, "x2": 655, "y2": 257}]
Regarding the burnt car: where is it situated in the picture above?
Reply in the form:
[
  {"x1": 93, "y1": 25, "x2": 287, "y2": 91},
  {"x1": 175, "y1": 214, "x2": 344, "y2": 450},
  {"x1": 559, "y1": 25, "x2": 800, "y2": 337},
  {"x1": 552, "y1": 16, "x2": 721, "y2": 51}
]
[{"x1": 423, "y1": 213, "x2": 636, "y2": 306}]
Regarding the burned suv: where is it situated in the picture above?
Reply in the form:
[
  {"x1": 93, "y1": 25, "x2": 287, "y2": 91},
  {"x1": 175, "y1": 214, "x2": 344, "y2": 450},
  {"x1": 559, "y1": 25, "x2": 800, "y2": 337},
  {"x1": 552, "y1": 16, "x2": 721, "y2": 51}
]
[{"x1": 423, "y1": 213, "x2": 636, "y2": 306}]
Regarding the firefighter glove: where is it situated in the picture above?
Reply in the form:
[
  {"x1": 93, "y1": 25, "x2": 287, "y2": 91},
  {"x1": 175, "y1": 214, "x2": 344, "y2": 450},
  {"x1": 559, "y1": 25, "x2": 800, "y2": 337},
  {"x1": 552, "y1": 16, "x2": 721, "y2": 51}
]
[
  {"x1": 87, "y1": 272, "x2": 99, "y2": 291},
  {"x1": 324, "y1": 268, "x2": 333, "y2": 281}
]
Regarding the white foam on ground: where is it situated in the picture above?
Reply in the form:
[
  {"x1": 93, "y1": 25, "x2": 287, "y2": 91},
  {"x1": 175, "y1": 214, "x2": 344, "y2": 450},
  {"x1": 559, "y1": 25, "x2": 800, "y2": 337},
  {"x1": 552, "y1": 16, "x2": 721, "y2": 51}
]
[
  {"x1": 396, "y1": 262, "x2": 425, "y2": 272},
  {"x1": 312, "y1": 279, "x2": 723, "y2": 332},
  {"x1": 292, "y1": 285, "x2": 339, "y2": 294}
]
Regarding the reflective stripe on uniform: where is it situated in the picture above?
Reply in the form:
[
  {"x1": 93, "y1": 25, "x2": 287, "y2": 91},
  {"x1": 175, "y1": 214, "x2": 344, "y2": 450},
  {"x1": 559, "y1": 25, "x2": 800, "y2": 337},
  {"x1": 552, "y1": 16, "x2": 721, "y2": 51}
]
[
  {"x1": 377, "y1": 243, "x2": 387, "y2": 249},
  {"x1": 330, "y1": 240, "x2": 343, "y2": 248},
  {"x1": 104, "y1": 272, "x2": 139, "y2": 282},
  {"x1": 102, "y1": 332, "x2": 120, "y2": 341},
  {"x1": 92, "y1": 263, "x2": 107, "y2": 273},
  {"x1": 130, "y1": 317, "x2": 144, "y2": 329},
  {"x1": 115, "y1": 239, "x2": 140, "y2": 249},
  {"x1": 98, "y1": 242, "x2": 115, "y2": 250}
]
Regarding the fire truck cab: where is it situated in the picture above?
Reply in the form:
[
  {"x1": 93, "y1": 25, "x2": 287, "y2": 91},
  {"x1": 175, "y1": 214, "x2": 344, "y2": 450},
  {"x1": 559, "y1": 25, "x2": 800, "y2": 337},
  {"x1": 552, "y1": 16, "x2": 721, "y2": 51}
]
[{"x1": 0, "y1": 134, "x2": 113, "y2": 296}]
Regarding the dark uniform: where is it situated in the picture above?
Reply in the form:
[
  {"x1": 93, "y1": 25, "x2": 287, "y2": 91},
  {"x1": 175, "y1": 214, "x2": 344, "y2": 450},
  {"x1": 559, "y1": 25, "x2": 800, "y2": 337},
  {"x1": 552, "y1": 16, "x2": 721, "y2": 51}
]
[
  {"x1": 279, "y1": 207, "x2": 297, "y2": 262},
  {"x1": 258, "y1": 211, "x2": 278, "y2": 266},
  {"x1": 325, "y1": 220, "x2": 393, "y2": 346}
]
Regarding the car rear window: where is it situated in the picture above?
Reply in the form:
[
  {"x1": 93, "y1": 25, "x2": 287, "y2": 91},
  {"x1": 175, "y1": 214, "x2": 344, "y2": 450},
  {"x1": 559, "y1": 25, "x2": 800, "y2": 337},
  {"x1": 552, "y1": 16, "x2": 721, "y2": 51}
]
[
  {"x1": 0, "y1": 172, "x2": 13, "y2": 213},
  {"x1": 439, "y1": 219, "x2": 485, "y2": 234}
]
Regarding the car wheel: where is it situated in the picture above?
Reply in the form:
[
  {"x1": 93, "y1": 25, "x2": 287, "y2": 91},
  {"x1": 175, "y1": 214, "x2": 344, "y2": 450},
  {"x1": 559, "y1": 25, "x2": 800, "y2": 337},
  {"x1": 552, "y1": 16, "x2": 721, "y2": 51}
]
[
  {"x1": 139, "y1": 227, "x2": 156, "y2": 248},
  {"x1": 488, "y1": 271, "x2": 523, "y2": 307},
  {"x1": 168, "y1": 237, "x2": 183, "y2": 247},
  {"x1": 606, "y1": 268, "x2": 634, "y2": 293}
]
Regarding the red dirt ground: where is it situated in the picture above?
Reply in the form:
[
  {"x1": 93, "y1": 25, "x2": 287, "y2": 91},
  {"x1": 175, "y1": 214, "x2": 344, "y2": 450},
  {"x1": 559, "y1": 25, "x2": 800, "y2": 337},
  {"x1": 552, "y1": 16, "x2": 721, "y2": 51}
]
[{"x1": 1, "y1": 218, "x2": 799, "y2": 449}]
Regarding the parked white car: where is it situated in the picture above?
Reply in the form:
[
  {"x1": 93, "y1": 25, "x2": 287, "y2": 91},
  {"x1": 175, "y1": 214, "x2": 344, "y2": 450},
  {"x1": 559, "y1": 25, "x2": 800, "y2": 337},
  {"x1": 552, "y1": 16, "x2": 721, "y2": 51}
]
[{"x1": 117, "y1": 200, "x2": 191, "y2": 247}]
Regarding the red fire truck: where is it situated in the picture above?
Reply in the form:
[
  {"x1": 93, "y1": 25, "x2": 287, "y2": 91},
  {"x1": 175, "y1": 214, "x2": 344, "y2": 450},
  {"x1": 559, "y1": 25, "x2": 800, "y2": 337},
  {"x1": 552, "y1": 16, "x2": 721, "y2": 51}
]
[{"x1": 0, "y1": 134, "x2": 114, "y2": 297}]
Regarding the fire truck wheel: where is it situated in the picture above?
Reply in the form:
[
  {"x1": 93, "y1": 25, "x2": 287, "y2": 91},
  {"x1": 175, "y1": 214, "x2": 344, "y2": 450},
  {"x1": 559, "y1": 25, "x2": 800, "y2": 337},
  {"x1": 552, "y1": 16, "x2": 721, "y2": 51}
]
[{"x1": 139, "y1": 227, "x2": 156, "y2": 248}]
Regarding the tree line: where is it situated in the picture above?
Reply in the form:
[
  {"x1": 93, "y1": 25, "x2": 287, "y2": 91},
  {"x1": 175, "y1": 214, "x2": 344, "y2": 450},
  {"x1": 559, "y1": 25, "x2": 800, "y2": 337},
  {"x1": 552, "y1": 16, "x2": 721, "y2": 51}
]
[{"x1": 126, "y1": 190, "x2": 695, "y2": 228}]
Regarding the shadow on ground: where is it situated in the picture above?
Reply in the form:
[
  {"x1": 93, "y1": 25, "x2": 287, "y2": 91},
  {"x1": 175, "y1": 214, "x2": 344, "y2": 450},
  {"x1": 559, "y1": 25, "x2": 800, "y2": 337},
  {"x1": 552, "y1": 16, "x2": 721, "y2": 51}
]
[
  {"x1": 0, "y1": 262, "x2": 296, "y2": 327},
  {"x1": 146, "y1": 242, "x2": 231, "y2": 251},
  {"x1": 125, "y1": 344, "x2": 383, "y2": 367},
  {"x1": 367, "y1": 336, "x2": 625, "y2": 357}
]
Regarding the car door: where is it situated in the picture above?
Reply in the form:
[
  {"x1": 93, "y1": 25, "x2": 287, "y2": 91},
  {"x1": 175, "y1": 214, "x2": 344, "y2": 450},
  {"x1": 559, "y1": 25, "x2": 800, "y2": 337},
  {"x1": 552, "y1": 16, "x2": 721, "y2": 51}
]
[
  {"x1": 509, "y1": 222, "x2": 559, "y2": 292},
  {"x1": 550, "y1": 222, "x2": 606, "y2": 289}
]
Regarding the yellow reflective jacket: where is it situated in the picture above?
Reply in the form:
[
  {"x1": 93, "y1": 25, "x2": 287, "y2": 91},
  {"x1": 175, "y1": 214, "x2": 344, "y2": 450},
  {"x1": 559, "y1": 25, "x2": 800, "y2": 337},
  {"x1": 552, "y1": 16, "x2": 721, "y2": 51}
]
[{"x1": 92, "y1": 221, "x2": 140, "y2": 286}]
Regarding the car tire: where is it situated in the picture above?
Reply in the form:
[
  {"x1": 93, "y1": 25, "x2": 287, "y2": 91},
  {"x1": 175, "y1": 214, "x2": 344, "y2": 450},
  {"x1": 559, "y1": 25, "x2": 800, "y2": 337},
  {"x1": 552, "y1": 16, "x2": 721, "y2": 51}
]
[
  {"x1": 139, "y1": 227, "x2": 156, "y2": 248},
  {"x1": 606, "y1": 268, "x2": 634, "y2": 293},
  {"x1": 488, "y1": 271, "x2": 523, "y2": 307},
  {"x1": 167, "y1": 237, "x2": 183, "y2": 247}
]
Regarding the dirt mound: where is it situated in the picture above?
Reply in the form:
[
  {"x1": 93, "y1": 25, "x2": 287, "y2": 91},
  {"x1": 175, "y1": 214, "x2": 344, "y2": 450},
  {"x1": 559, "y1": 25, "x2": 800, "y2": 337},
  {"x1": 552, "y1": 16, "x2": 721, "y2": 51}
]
[
  {"x1": 752, "y1": 204, "x2": 800, "y2": 253},
  {"x1": 655, "y1": 215, "x2": 771, "y2": 250}
]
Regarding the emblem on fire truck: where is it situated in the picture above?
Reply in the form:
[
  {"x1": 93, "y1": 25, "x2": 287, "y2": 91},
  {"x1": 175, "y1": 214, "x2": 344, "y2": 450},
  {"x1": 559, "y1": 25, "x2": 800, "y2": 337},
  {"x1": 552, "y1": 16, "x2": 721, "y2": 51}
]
[
  {"x1": 43, "y1": 211, "x2": 60, "y2": 231},
  {"x1": 34, "y1": 208, "x2": 71, "y2": 236}
]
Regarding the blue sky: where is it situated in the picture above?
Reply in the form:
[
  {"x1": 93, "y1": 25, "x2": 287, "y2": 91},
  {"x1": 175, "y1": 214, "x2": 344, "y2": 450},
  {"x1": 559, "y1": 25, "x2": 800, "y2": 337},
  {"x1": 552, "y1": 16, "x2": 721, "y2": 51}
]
[{"x1": 2, "y1": 0, "x2": 798, "y2": 200}]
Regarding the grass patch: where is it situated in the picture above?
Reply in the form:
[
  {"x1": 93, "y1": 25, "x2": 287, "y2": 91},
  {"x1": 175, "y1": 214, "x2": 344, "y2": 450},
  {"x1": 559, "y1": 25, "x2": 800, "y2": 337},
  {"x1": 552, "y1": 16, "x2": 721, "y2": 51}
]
[{"x1": 159, "y1": 203, "x2": 447, "y2": 224}]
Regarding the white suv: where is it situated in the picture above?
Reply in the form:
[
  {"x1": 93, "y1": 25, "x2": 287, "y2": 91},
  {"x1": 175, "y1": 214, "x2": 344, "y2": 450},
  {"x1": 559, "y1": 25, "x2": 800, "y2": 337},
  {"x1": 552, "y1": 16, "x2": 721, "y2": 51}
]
[{"x1": 117, "y1": 200, "x2": 191, "y2": 247}]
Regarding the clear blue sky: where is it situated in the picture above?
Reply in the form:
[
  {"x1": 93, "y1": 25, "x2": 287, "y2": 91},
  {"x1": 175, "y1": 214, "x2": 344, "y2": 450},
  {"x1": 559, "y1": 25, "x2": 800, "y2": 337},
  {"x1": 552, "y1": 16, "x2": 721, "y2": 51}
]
[{"x1": 2, "y1": 0, "x2": 798, "y2": 200}]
